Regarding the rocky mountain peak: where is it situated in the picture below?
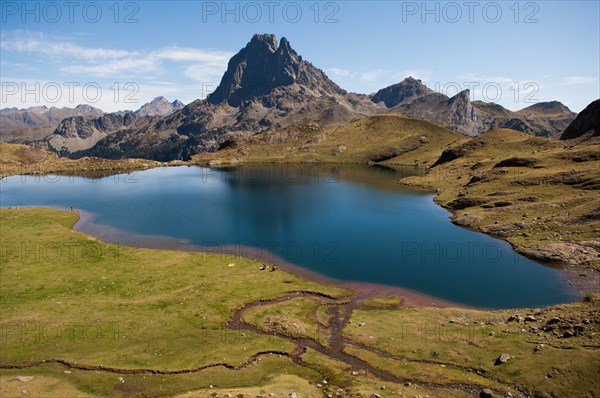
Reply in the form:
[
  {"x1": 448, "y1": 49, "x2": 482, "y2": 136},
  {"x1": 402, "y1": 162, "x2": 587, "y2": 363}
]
[
  {"x1": 447, "y1": 89, "x2": 478, "y2": 129},
  {"x1": 135, "y1": 97, "x2": 184, "y2": 117},
  {"x1": 249, "y1": 33, "x2": 278, "y2": 51},
  {"x1": 371, "y1": 77, "x2": 434, "y2": 107},
  {"x1": 523, "y1": 101, "x2": 574, "y2": 114},
  {"x1": 207, "y1": 33, "x2": 343, "y2": 107}
]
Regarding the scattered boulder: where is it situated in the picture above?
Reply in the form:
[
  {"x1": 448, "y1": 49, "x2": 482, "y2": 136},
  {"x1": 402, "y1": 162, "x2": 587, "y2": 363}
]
[
  {"x1": 524, "y1": 315, "x2": 537, "y2": 322},
  {"x1": 534, "y1": 344, "x2": 544, "y2": 352},
  {"x1": 480, "y1": 388, "x2": 494, "y2": 398},
  {"x1": 495, "y1": 353, "x2": 512, "y2": 365},
  {"x1": 447, "y1": 196, "x2": 485, "y2": 210},
  {"x1": 308, "y1": 134, "x2": 325, "y2": 144},
  {"x1": 547, "y1": 317, "x2": 561, "y2": 325},
  {"x1": 15, "y1": 376, "x2": 34, "y2": 382},
  {"x1": 467, "y1": 175, "x2": 484, "y2": 185},
  {"x1": 331, "y1": 145, "x2": 347, "y2": 156},
  {"x1": 452, "y1": 214, "x2": 483, "y2": 227}
]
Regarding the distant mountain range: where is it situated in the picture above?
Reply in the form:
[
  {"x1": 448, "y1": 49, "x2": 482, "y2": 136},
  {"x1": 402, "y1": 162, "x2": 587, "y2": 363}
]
[
  {"x1": 0, "y1": 104, "x2": 103, "y2": 130},
  {"x1": 0, "y1": 97, "x2": 185, "y2": 154},
  {"x1": 372, "y1": 78, "x2": 576, "y2": 137},
  {"x1": 0, "y1": 34, "x2": 586, "y2": 161}
]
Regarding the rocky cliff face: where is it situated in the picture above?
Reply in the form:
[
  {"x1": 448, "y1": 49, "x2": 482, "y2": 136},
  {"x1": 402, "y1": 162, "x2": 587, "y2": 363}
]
[
  {"x1": 39, "y1": 98, "x2": 184, "y2": 155},
  {"x1": 372, "y1": 78, "x2": 576, "y2": 137},
  {"x1": 207, "y1": 34, "x2": 345, "y2": 106},
  {"x1": 371, "y1": 77, "x2": 435, "y2": 108},
  {"x1": 560, "y1": 99, "x2": 600, "y2": 140},
  {"x1": 45, "y1": 112, "x2": 158, "y2": 156}
]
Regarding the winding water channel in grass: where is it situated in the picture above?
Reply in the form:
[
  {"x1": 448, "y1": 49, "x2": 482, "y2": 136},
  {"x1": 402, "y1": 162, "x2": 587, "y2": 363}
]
[{"x1": 0, "y1": 164, "x2": 579, "y2": 308}]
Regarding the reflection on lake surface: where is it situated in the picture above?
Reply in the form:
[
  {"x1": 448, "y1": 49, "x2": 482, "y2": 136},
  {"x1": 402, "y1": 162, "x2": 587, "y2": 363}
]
[{"x1": 0, "y1": 165, "x2": 579, "y2": 308}]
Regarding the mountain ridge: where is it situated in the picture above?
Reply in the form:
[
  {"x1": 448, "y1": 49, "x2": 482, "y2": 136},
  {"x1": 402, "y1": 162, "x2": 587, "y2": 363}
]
[{"x1": 3, "y1": 34, "x2": 580, "y2": 161}]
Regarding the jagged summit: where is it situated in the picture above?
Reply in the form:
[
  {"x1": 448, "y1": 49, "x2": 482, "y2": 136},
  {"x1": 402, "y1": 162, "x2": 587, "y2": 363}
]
[
  {"x1": 135, "y1": 97, "x2": 184, "y2": 117},
  {"x1": 207, "y1": 33, "x2": 344, "y2": 106}
]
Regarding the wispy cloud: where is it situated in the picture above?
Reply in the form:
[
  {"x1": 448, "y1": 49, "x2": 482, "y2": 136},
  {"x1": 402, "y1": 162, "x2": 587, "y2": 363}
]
[
  {"x1": 0, "y1": 30, "x2": 233, "y2": 80},
  {"x1": 1, "y1": 31, "x2": 132, "y2": 61},
  {"x1": 562, "y1": 76, "x2": 597, "y2": 85},
  {"x1": 360, "y1": 69, "x2": 385, "y2": 82},
  {"x1": 328, "y1": 67, "x2": 351, "y2": 78}
]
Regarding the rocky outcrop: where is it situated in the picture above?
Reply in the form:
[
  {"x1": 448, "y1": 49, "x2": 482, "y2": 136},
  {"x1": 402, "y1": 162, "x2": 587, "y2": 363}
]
[
  {"x1": 560, "y1": 99, "x2": 600, "y2": 140},
  {"x1": 371, "y1": 77, "x2": 434, "y2": 108},
  {"x1": 45, "y1": 112, "x2": 159, "y2": 156},
  {"x1": 519, "y1": 239, "x2": 600, "y2": 266},
  {"x1": 494, "y1": 157, "x2": 537, "y2": 168}
]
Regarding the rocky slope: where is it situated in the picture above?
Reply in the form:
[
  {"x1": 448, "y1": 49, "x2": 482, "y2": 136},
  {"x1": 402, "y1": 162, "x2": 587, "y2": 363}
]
[
  {"x1": 560, "y1": 99, "x2": 600, "y2": 140},
  {"x1": 372, "y1": 78, "x2": 576, "y2": 136},
  {"x1": 34, "y1": 97, "x2": 184, "y2": 155},
  {"x1": 0, "y1": 105, "x2": 104, "y2": 143}
]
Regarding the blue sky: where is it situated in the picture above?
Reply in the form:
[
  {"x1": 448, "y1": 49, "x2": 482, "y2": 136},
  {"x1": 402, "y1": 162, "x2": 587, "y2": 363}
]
[{"x1": 1, "y1": 1, "x2": 598, "y2": 112}]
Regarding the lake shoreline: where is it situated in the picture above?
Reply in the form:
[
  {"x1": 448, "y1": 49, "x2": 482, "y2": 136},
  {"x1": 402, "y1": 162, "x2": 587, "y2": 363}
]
[
  {"x1": 71, "y1": 208, "x2": 479, "y2": 310},
  {"x1": 1, "y1": 162, "x2": 588, "y2": 306},
  {"x1": 70, "y1": 207, "x2": 576, "y2": 311}
]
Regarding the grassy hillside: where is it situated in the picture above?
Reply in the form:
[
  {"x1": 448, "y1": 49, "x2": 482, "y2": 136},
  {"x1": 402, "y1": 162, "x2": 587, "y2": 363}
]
[
  {"x1": 1, "y1": 208, "x2": 597, "y2": 397},
  {"x1": 401, "y1": 129, "x2": 600, "y2": 271},
  {"x1": 192, "y1": 114, "x2": 469, "y2": 166}
]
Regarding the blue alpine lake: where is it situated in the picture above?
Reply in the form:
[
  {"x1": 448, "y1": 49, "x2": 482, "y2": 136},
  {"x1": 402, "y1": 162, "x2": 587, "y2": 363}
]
[{"x1": 0, "y1": 165, "x2": 580, "y2": 308}]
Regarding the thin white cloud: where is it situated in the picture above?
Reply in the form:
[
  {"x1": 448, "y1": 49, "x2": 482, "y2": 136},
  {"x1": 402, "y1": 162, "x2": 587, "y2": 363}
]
[
  {"x1": 563, "y1": 76, "x2": 597, "y2": 85},
  {"x1": 1, "y1": 31, "x2": 132, "y2": 61},
  {"x1": 360, "y1": 69, "x2": 385, "y2": 82},
  {"x1": 1, "y1": 30, "x2": 233, "y2": 80},
  {"x1": 154, "y1": 47, "x2": 232, "y2": 63},
  {"x1": 62, "y1": 58, "x2": 159, "y2": 77},
  {"x1": 328, "y1": 67, "x2": 351, "y2": 78}
]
